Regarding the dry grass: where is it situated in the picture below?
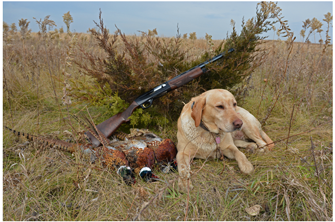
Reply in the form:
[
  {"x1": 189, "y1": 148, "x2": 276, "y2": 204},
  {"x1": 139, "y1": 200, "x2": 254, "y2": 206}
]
[{"x1": 3, "y1": 24, "x2": 332, "y2": 221}]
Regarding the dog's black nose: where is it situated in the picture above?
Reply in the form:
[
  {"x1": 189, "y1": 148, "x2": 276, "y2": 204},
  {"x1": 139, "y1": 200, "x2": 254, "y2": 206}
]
[{"x1": 233, "y1": 119, "x2": 243, "y2": 129}]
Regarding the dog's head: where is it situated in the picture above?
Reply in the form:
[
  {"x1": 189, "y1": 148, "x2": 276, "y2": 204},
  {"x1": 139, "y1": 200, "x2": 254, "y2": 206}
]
[{"x1": 191, "y1": 89, "x2": 242, "y2": 133}]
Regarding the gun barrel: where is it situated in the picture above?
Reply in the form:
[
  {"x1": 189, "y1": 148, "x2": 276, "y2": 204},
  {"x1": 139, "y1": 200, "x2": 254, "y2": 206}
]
[{"x1": 134, "y1": 48, "x2": 234, "y2": 108}]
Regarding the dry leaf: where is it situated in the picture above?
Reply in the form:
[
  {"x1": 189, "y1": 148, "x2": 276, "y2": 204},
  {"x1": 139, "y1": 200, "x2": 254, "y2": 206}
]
[
  {"x1": 135, "y1": 186, "x2": 148, "y2": 199},
  {"x1": 245, "y1": 204, "x2": 261, "y2": 216},
  {"x1": 63, "y1": 130, "x2": 72, "y2": 135}
]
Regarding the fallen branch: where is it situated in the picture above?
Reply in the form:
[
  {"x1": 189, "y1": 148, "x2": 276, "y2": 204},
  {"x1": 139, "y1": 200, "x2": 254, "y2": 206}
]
[{"x1": 259, "y1": 121, "x2": 329, "y2": 149}]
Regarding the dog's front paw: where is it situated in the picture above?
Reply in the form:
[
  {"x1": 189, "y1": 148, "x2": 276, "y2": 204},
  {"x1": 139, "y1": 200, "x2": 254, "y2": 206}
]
[
  {"x1": 238, "y1": 159, "x2": 254, "y2": 174},
  {"x1": 246, "y1": 143, "x2": 257, "y2": 153},
  {"x1": 178, "y1": 177, "x2": 193, "y2": 193}
]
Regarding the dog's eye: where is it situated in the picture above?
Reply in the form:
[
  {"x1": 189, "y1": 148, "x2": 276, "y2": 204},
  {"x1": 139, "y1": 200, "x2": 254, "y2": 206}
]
[
  {"x1": 233, "y1": 103, "x2": 237, "y2": 107},
  {"x1": 216, "y1": 105, "x2": 224, "y2": 109}
]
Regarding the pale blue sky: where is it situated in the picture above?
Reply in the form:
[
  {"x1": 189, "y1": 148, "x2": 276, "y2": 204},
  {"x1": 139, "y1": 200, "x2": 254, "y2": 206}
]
[{"x1": 3, "y1": 1, "x2": 333, "y2": 42}]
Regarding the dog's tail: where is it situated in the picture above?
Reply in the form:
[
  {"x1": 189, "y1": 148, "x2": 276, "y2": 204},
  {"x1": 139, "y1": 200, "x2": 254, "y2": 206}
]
[{"x1": 261, "y1": 131, "x2": 274, "y2": 150}]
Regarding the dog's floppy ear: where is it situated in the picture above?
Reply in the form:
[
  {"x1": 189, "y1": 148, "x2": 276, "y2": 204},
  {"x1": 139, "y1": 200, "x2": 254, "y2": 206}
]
[{"x1": 191, "y1": 96, "x2": 206, "y2": 127}]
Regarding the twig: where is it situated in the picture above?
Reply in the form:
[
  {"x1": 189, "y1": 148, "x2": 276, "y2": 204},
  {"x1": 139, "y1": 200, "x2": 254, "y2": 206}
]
[
  {"x1": 192, "y1": 157, "x2": 210, "y2": 175},
  {"x1": 257, "y1": 65, "x2": 272, "y2": 115},
  {"x1": 3, "y1": 65, "x2": 14, "y2": 126},
  {"x1": 310, "y1": 137, "x2": 329, "y2": 218},
  {"x1": 184, "y1": 179, "x2": 190, "y2": 221},
  {"x1": 310, "y1": 102, "x2": 329, "y2": 126},
  {"x1": 306, "y1": 42, "x2": 328, "y2": 106},
  {"x1": 274, "y1": 189, "x2": 279, "y2": 220},
  {"x1": 261, "y1": 35, "x2": 295, "y2": 126},
  {"x1": 219, "y1": 158, "x2": 226, "y2": 175},
  {"x1": 286, "y1": 104, "x2": 295, "y2": 149},
  {"x1": 283, "y1": 138, "x2": 332, "y2": 191},
  {"x1": 36, "y1": 66, "x2": 40, "y2": 134},
  {"x1": 259, "y1": 121, "x2": 329, "y2": 149},
  {"x1": 43, "y1": 40, "x2": 63, "y2": 127},
  {"x1": 283, "y1": 188, "x2": 291, "y2": 220},
  {"x1": 132, "y1": 179, "x2": 176, "y2": 221},
  {"x1": 260, "y1": 90, "x2": 282, "y2": 125},
  {"x1": 124, "y1": 192, "x2": 138, "y2": 220},
  {"x1": 310, "y1": 137, "x2": 319, "y2": 178}
]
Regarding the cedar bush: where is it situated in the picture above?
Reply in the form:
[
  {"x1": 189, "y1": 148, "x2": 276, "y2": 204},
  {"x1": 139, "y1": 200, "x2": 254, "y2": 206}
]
[{"x1": 71, "y1": 3, "x2": 278, "y2": 128}]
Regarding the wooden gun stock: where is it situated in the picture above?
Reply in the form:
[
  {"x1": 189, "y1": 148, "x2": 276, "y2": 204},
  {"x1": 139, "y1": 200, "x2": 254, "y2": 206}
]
[{"x1": 86, "y1": 101, "x2": 139, "y2": 147}]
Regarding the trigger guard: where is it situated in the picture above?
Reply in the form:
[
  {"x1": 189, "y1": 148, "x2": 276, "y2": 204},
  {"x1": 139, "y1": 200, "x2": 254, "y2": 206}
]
[{"x1": 140, "y1": 99, "x2": 153, "y2": 109}]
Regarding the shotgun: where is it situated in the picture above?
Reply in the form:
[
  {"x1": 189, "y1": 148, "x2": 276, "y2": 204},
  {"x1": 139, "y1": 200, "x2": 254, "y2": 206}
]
[{"x1": 87, "y1": 48, "x2": 234, "y2": 146}]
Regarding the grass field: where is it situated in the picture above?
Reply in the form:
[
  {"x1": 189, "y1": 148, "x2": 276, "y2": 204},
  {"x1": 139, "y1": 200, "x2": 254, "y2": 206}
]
[{"x1": 3, "y1": 22, "x2": 332, "y2": 221}]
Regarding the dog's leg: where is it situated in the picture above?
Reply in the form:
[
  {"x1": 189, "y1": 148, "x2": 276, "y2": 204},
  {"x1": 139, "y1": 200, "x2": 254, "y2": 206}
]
[
  {"x1": 243, "y1": 130, "x2": 268, "y2": 152},
  {"x1": 261, "y1": 131, "x2": 274, "y2": 150},
  {"x1": 234, "y1": 139, "x2": 257, "y2": 150},
  {"x1": 176, "y1": 151, "x2": 195, "y2": 192},
  {"x1": 237, "y1": 107, "x2": 273, "y2": 151},
  {"x1": 221, "y1": 145, "x2": 254, "y2": 174}
]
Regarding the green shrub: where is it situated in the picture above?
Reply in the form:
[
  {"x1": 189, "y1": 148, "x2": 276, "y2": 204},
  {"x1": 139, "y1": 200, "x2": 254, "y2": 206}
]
[{"x1": 72, "y1": 4, "x2": 278, "y2": 127}]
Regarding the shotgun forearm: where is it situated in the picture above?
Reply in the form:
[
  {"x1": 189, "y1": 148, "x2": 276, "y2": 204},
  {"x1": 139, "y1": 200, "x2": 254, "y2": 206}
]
[{"x1": 168, "y1": 67, "x2": 205, "y2": 90}]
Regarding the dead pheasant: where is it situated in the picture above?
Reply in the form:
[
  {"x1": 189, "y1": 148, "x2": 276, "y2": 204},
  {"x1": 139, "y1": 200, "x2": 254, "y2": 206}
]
[
  {"x1": 4, "y1": 124, "x2": 177, "y2": 185},
  {"x1": 113, "y1": 130, "x2": 178, "y2": 174},
  {"x1": 4, "y1": 126, "x2": 132, "y2": 184}
]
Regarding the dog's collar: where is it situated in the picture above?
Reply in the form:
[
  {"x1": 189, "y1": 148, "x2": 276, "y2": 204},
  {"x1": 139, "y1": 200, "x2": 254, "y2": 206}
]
[
  {"x1": 191, "y1": 101, "x2": 195, "y2": 110},
  {"x1": 200, "y1": 121, "x2": 221, "y2": 154},
  {"x1": 199, "y1": 120, "x2": 220, "y2": 136},
  {"x1": 199, "y1": 120, "x2": 210, "y2": 132}
]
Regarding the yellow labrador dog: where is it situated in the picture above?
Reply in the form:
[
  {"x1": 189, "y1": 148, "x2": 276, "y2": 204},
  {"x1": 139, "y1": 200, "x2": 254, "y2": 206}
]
[{"x1": 176, "y1": 89, "x2": 273, "y2": 191}]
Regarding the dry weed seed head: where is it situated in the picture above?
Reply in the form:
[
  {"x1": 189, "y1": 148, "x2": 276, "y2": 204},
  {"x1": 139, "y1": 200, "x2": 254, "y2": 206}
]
[
  {"x1": 62, "y1": 34, "x2": 78, "y2": 105},
  {"x1": 3, "y1": 21, "x2": 9, "y2": 33},
  {"x1": 18, "y1": 18, "x2": 31, "y2": 40},
  {"x1": 33, "y1": 15, "x2": 57, "y2": 37},
  {"x1": 62, "y1": 11, "x2": 73, "y2": 34}
]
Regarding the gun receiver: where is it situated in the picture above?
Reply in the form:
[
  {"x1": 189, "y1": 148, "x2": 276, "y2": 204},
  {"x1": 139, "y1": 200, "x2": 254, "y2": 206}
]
[{"x1": 87, "y1": 48, "x2": 234, "y2": 146}]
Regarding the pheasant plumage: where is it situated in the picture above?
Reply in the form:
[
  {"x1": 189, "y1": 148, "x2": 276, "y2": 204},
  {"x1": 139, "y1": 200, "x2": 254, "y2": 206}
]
[
  {"x1": 103, "y1": 147, "x2": 129, "y2": 170},
  {"x1": 4, "y1": 125, "x2": 177, "y2": 185},
  {"x1": 123, "y1": 147, "x2": 155, "y2": 175},
  {"x1": 149, "y1": 139, "x2": 177, "y2": 165},
  {"x1": 117, "y1": 166, "x2": 136, "y2": 185},
  {"x1": 4, "y1": 126, "x2": 93, "y2": 153},
  {"x1": 4, "y1": 126, "x2": 128, "y2": 170}
]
